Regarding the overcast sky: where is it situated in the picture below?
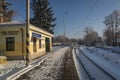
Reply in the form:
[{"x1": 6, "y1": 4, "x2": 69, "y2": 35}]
[{"x1": 7, "y1": 0, "x2": 120, "y2": 39}]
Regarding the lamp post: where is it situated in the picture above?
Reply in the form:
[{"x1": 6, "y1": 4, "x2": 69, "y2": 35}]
[{"x1": 26, "y1": 0, "x2": 30, "y2": 66}]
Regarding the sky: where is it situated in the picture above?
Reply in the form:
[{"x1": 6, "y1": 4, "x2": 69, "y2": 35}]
[{"x1": 7, "y1": 0, "x2": 120, "y2": 39}]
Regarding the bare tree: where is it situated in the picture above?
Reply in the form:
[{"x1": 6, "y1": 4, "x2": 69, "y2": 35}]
[
  {"x1": 103, "y1": 27, "x2": 113, "y2": 45},
  {"x1": 84, "y1": 26, "x2": 99, "y2": 46},
  {"x1": 104, "y1": 10, "x2": 120, "y2": 46},
  {"x1": 0, "y1": 0, "x2": 14, "y2": 22}
]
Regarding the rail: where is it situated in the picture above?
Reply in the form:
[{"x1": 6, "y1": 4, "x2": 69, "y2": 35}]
[
  {"x1": 78, "y1": 48, "x2": 116, "y2": 80},
  {"x1": 74, "y1": 47, "x2": 92, "y2": 80}
]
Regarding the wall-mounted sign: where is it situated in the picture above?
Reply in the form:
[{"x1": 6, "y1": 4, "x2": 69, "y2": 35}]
[
  {"x1": 1, "y1": 31, "x2": 19, "y2": 35},
  {"x1": 32, "y1": 32, "x2": 41, "y2": 38}
]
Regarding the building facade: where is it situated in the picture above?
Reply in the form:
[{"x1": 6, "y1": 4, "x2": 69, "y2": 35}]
[{"x1": 0, "y1": 22, "x2": 53, "y2": 60}]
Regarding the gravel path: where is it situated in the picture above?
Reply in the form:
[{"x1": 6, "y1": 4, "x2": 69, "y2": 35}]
[{"x1": 61, "y1": 48, "x2": 79, "y2": 80}]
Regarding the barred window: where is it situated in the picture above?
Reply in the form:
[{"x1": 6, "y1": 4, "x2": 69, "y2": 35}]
[{"x1": 6, "y1": 37, "x2": 15, "y2": 51}]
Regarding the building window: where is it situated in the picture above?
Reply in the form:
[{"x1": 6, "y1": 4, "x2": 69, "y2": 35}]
[
  {"x1": 39, "y1": 39, "x2": 41, "y2": 48},
  {"x1": 6, "y1": 37, "x2": 15, "y2": 51}
]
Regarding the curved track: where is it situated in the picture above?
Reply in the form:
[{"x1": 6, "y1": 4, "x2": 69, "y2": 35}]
[{"x1": 74, "y1": 47, "x2": 116, "y2": 80}]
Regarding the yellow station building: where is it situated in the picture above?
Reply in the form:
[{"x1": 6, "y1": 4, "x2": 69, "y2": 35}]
[{"x1": 0, "y1": 22, "x2": 53, "y2": 60}]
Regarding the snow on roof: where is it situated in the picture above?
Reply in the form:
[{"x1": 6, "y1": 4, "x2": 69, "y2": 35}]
[
  {"x1": 0, "y1": 21, "x2": 54, "y2": 37},
  {"x1": 0, "y1": 21, "x2": 25, "y2": 25},
  {"x1": 30, "y1": 24, "x2": 54, "y2": 37}
]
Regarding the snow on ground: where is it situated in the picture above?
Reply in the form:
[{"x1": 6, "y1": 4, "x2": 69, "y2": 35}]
[
  {"x1": 86, "y1": 47, "x2": 120, "y2": 67},
  {"x1": 75, "y1": 48, "x2": 113, "y2": 80},
  {"x1": 0, "y1": 46, "x2": 63, "y2": 79},
  {"x1": 111, "y1": 46, "x2": 120, "y2": 53},
  {"x1": 17, "y1": 47, "x2": 68, "y2": 80},
  {"x1": 80, "y1": 47, "x2": 120, "y2": 80},
  {"x1": 0, "y1": 60, "x2": 25, "y2": 77},
  {"x1": 52, "y1": 46, "x2": 64, "y2": 51}
]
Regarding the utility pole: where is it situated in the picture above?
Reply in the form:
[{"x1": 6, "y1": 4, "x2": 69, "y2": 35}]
[
  {"x1": 26, "y1": 0, "x2": 30, "y2": 66},
  {"x1": 63, "y1": 11, "x2": 68, "y2": 46},
  {"x1": 83, "y1": 28, "x2": 89, "y2": 46},
  {"x1": 115, "y1": 16, "x2": 118, "y2": 46},
  {"x1": 63, "y1": 16, "x2": 66, "y2": 46}
]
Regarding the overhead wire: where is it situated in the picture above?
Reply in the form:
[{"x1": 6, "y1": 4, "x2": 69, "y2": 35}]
[
  {"x1": 77, "y1": 0, "x2": 120, "y2": 36},
  {"x1": 81, "y1": 0, "x2": 120, "y2": 28},
  {"x1": 103, "y1": 0, "x2": 120, "y2": 15},
  {"x1": 81, "y1": 0, "x2": 98, "y2": 27}
]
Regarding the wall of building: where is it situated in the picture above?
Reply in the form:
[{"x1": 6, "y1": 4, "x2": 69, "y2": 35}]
[
  {"x1": 29, "y1": 30, "x2": 45, "y2": 60},
  {"x1": 0, "y1": 24, "x2": 26, "y2": 59},
  {"x1": 29, "y1": 25, "x2": 53, "y2": 60},
  {"x1": 0, "y1": 24, "x2": 53, "y2": 60},
  {"x1": 0, "y1": 15, "x2": 3, "y2": 23}
]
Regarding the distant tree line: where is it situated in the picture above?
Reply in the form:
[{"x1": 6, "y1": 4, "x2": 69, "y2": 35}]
[
  {"x1": 82, "y1": 10, "x2": 120, "y2": 46},
  {"x1": 53, "y1": 35, "x2": 70, "y2": 45}
]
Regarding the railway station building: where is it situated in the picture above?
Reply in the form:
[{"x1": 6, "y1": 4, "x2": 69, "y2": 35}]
[{"x1": 0, "y1": 22, "x2": 53, "y2": 60}]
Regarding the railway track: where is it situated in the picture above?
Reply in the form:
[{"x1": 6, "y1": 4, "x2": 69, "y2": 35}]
[
  {"x1": 74, "y1": 47, "x2": 116, "y2": 80},
  {"x1": 74, "y1": 48, "x2": 92, "y2": 80}
]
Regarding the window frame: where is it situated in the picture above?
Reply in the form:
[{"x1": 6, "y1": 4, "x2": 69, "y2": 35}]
[{"x1": 6, "y1": 37, "x2": 15, "y2": 51}]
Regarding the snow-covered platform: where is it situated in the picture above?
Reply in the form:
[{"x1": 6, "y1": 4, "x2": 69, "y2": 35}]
[{"x1": 0, "y1": 47, "x2": 68, "y2": 80}]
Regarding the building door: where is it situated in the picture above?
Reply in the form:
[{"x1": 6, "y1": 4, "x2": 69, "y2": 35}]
[
  {"x1": 33, "y1": 38, "x2": 37, "y2": 52},
  {"x1": 45, "y1": 37, "x2": 50, "y2": 52}
]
